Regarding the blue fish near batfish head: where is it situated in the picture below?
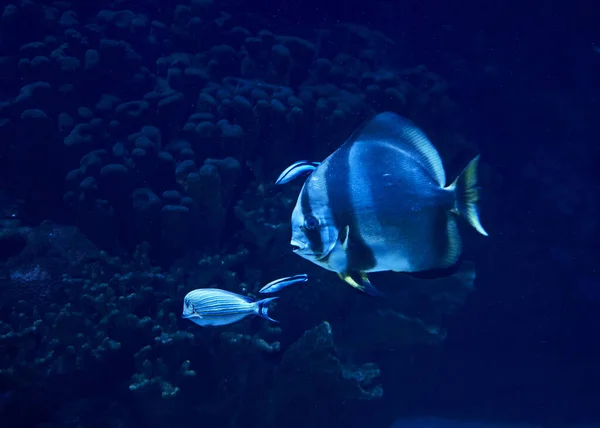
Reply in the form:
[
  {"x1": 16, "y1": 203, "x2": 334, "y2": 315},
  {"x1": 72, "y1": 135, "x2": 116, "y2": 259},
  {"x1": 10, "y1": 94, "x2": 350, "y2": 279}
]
[
  {"x1": 259, "y1": 274, "x2": 309, "y2": 294},
  {"x1": 182, "y1": 288, "x2": 278, "y2": 327},
  {"x1": 280, "y1": 111, "x2": 488, "y2": 296},
  {"x1": 275, "y1": 161, "x2": 321, "y2": 185}
]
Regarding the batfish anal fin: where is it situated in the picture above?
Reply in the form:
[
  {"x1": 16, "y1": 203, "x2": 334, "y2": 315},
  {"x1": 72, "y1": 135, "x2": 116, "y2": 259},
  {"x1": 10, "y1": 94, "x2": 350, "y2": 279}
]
[
  {"x1": 442, "y1": 213, "x2": 462, "y2": 268},
  {"x1": 338, "y1": 271, "x2": 384, "y2": 297}
]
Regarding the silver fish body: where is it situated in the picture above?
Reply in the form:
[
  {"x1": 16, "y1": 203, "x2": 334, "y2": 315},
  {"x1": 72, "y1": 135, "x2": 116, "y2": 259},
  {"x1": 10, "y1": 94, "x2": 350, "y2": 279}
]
[
  {"x1": 182, "y1": 288, "x2": 278, "y2": 327},
  {"x1": 285, "y1": 112, "x2": 488, "y2": 296},
  {"x1": 259, "y1": 274, "x2": 308, "y2": 294}
]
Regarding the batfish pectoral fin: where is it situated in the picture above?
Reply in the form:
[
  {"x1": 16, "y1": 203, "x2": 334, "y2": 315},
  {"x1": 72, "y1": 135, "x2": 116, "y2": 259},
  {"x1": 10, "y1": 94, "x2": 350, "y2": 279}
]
[
  {"x1": 337, "y1": 226, "x2": 383, "y2": 296},
  {"x1": 340, "y1": 225, "x2": 350, "y2": 249},
  {"x1": 338, "y1": 271, "x2": 384, "y2": 297}
]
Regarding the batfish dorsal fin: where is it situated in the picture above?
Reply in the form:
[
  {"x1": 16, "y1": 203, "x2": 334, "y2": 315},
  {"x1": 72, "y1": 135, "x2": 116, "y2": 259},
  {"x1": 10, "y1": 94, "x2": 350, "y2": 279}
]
[{"x1": 347, "y1": 112, "x2": 447, "y2": 187}]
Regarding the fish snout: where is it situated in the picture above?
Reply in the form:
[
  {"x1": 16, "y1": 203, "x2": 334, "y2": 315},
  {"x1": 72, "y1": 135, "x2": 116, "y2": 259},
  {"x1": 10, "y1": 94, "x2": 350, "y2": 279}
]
[{"x1": 290, "y1": 240, "x2": 305, "y2": 252}]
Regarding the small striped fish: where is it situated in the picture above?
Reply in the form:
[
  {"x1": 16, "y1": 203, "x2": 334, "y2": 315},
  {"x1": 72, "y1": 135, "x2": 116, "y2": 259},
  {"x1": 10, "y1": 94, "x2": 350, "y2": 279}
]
[
  {"x1": 275, "y1": 161, "x2": 320, "y2": 185},
  {"x1": 259, "y1": 274, "x2": 308, "y2": 294},
  {"x1": 182, "y1": 288, "x2": 278, "y2": 327}
]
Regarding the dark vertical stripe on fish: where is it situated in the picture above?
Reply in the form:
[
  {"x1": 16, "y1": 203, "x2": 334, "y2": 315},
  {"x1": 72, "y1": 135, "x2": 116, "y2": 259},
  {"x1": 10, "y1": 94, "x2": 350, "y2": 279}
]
[
  {"x1": 324, "y1": 146, "x2": 376, "y2": 272},
  {"x1": 300, "y1": 186, "x2": 324, "y2": 254},
  {"x1": 360, "y1": 142, "x2": 391, "y2": 256}
]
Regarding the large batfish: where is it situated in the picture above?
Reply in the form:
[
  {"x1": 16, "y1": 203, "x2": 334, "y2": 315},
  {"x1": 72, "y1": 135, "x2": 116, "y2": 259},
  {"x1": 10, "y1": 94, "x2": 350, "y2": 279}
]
[{"x1": 277, "y1": 111, "x2": 488, "y2": 296}]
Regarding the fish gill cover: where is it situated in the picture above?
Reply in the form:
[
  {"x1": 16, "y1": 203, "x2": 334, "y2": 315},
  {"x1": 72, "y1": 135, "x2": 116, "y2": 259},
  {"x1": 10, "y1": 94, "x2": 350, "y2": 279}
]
[{"x1": 0, "y1": 0, "x2": 598, "y2": 428}]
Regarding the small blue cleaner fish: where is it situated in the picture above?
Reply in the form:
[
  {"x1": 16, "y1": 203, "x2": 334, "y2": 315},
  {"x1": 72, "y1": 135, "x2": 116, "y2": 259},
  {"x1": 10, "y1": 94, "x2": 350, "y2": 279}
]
[
  {"x1": 259, "y1": 274, "x2": 308, "y2": 294},
  {"x1": 182, "y1": 288, "x2": 278, "y2": 327},
  {"x1": 279, "y1": 112, "x2": 488, "y2": 296},
  {"x1": 275, "y1": 161, "x2": 320, "y2": 185}
]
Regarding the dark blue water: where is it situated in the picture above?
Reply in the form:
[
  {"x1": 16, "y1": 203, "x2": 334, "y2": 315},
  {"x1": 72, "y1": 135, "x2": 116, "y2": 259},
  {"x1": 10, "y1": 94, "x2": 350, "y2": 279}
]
[{"x1": 0, "y1": 0, "x2": 598, "y2": 427}]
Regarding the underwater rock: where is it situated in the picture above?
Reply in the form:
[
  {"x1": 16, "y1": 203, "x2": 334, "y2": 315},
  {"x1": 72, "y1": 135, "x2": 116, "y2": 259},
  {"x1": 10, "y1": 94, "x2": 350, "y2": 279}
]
[
  {"x1": 204, "y1": 157, "x2": 241, "y2": 208},
  {"x1": 131, "y1": 188, "x2": 162, "y2": 244},
  {"x1": 64, "y1": 123, "x2": 95, "y2": 147},
  {"x1": 115, "y1": 100, "x2": 150, "y2": 122},
  {"x1": 159, "y1": 204, "x2": 190, "y2": 254},
  {"x1": 184, "y1": 163, "x2": 226, "y2": 251},
  {"x1": 264, "y1": 321, "x2": 382, "y2": 425},
  {"x1": 279, "y1": 321, "x2": 382, "y2": 400},
  {"x1": 0, "y1": 222, "x2": 102, "y2": 307}
]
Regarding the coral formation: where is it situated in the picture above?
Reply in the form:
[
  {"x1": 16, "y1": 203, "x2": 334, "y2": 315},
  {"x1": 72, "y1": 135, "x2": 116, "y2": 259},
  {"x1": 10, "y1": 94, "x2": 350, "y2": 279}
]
[
  {"x1": 0, "y1": 1, "x2": 478, "y2": 427},
  {"x1": 1, "y1": 0, "x2": 462, "y2": 259}
]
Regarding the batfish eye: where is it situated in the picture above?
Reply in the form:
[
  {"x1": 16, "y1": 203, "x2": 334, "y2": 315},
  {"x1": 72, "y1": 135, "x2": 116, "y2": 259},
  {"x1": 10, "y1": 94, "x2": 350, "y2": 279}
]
[{"x1": 304, "y1": 215, "x2": 319, "y2": 230}]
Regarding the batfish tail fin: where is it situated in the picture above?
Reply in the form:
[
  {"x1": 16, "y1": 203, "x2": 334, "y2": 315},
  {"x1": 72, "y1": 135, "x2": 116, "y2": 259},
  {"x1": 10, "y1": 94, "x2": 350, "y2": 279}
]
[
  {"x1": 255, "y1": 297, "x2": 279, "y2": 323},
  {"x1": 447, "y1": 155, "x2": 489, "y2": 237}
]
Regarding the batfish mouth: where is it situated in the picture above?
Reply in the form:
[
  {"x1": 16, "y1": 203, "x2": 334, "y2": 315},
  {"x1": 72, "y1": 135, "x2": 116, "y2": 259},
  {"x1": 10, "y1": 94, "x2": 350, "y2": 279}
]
[
  {"x1": 291, "y1": 240, "x2": 331, "y2": 261},
  {"x1": 290, "y1": 240, "x2": 306, "y2": 252}
]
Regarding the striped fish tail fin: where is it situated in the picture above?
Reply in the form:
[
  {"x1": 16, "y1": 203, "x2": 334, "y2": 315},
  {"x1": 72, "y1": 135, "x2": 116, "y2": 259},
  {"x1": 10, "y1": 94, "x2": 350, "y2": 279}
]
[
  {"x1": 255, "y1": 297, "x2": 279, "y2": 323},
  {"x1": 448, "y1": 155, "x2": 489, "y2": 237}
]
